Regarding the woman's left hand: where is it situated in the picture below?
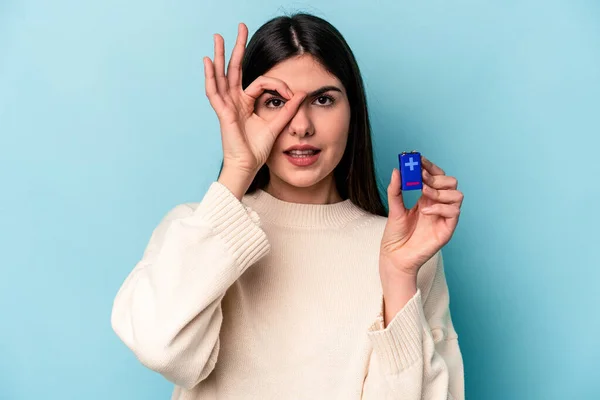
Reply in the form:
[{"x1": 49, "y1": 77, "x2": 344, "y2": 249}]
[{"x1": 379, "y1": 156, "x2": 464, "y2": 278}]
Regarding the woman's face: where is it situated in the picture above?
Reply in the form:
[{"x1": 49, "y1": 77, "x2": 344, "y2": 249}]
[{"x1": 254, "y1": 54, "x2": 351, "y2": 197}]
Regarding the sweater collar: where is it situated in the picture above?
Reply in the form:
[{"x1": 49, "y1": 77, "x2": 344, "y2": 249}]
[{"x1": 243, "y1": 188, "x2": 368, "y2": 229}]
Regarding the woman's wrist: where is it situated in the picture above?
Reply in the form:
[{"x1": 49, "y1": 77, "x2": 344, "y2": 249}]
[
  {"x1": 217, "y1": 168, "x2": 255, "y2": 201},
  {"x1": 380, "y1": 271, "x2": 418, "y2": 328}
]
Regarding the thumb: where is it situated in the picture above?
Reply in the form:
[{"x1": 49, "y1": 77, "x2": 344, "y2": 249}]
[{"x1": 387, "y1": 168, "x2": 406, "y2": 216}]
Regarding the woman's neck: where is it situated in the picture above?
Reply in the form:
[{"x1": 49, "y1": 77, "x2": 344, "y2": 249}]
[{"x1": 264, "y1": 174, "x2": 343, "y2": 205}]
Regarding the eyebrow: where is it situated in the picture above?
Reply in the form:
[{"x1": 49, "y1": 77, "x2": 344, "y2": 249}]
[{"x1": 263, "y1": 85, "x2": 343, "y2": 98}]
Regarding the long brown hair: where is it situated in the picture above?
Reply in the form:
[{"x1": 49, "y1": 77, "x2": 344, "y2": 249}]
[{"x1": 218, "y1": 13, "x2": 387, "y2": 217}]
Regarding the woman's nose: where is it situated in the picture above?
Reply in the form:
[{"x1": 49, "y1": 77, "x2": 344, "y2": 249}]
[{"x1": 287, "y1": 108, "x2": 314, "y2": 137}]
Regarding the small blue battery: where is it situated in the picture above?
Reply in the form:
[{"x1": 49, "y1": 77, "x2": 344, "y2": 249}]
[{"x1": 398, "y1": 151, "x2": 423, "y2": 191}]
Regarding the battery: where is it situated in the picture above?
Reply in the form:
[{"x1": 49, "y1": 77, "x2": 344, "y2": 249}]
[{"x1": 398, "y1": 151, "x2": 423, "y2": 191}]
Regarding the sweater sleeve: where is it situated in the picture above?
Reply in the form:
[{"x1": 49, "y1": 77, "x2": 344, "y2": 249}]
[
  {"x1": 362, "y1": 251, "x2": 465, "y2": 400},
  {"x1": 110, "y1": 181, "x2": 270, "y2": 389}
]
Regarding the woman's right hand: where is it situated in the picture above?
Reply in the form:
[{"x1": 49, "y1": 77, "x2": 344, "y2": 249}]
[{"x1": 203, "y1": 23, "x2": 306, "y2": 177}]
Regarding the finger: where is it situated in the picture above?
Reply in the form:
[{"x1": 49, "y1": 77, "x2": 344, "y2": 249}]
[
  {"x1": 227, "y1": 23, "x2": 248, "y2": 89},
  {"x1": 267, "y1": 91, "x2": 307, "y2": 134},
  {"x1": 203, "y1": 57, "x2": 226, "y2": 113},
  {"x1": 421, "y1": 155, "x2": 445, "y2": 176},
  {"x1": 422, "y1": 169, "x2": 458, "y2": 190},
  {"x1": 244, "y1": 76, "x2": 294, "y2": 101},
  {"x1": 387, "y1": 168, "x2": 406, "y2": 214},
  {"x1": 421, "y1": 203, "x2": 461, "y2": 218},
  {"x1": 422, "y1": 184, "x2": 464, "y2": 205},
  {"x1": 213, "y1": 34, "x2": 229, "y2": 95}
]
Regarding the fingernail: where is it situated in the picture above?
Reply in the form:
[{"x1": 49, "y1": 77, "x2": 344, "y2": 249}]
[{"x1": 287, "y1": 89, "x2": 294, "y2": 98}]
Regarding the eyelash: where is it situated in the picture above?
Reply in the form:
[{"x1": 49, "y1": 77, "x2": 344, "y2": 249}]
[{"x1": 264, "y1": 94, "x2": 335, "y2": 108}]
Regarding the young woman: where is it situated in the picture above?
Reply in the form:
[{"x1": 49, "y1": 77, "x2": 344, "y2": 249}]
[{"x1": 112, "y1": 13, "x2": 465, "y2": 400}]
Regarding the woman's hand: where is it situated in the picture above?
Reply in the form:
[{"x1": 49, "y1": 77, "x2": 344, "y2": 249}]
[
  {"x1": 204, "y1": 23, "x2": 307, "y2": 176},
  {"x1": 379, "y1": 156, "x2": 464, "y2": 279}
]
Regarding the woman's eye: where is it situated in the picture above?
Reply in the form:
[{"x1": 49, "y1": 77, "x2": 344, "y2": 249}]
[
  {"x1": 314, "y1": 96, "x2": 334, "y2": 106},
  {"x1": 265, "y1": 98, "x2": 285, "y2": 108},
  {"x1": 265, "y1": 95, "x2": 335, "y2": 109}
]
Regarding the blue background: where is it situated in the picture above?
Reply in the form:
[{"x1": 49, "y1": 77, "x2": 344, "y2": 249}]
[{"x1": 1, "y1": 1, "x2": 598, "y2": 399}]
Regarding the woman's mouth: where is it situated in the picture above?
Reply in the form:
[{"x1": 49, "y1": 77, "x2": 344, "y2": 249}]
[{"x1": 283, "y1": 149, "x2": 321, "y2": 167}]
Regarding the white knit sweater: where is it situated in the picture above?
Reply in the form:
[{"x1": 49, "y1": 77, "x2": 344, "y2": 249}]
[{"x1": 111, "y1": 181, "x2": 465, "y2": 399}]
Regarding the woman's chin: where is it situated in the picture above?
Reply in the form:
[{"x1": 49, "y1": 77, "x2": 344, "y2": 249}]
[
  {"x1": 271, "y1": 169, "x2": 325, "y2": 189},
  {"x1": 283, "y1": 176, "x2": 321, "y2": 188}
]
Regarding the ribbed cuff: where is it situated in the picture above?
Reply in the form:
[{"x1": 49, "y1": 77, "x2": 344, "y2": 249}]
[
  {"x1": 192, "y1": 181, "x2": 270, "y2": 274},
  {"x1": 367, "y1": 289, "x2": 424, "y2": 374}
]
